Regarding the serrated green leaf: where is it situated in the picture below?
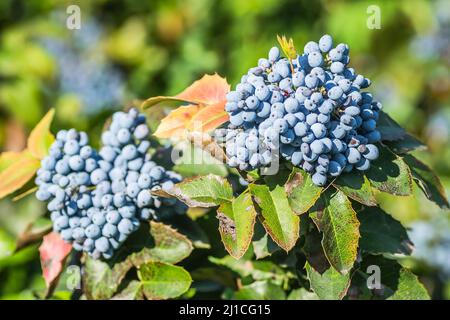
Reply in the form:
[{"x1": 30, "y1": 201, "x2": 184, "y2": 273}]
[
  {"x1": 305, "y1": 262, "x2": 351, "y2": 300},
  {"x1": 138, "y1": 262, "x2": 192, "y2": 300},
  {"x1": 366, "y1": 146, "x2": 413, "y2": 196},
  {"x1": 286, "y1": 167, "x2": 322, "y2": 214},
  {"x1": 158, "y1": 174, "x2": 233, "y2": 207},
  {"x1": 378, "y1": 111, "x2": 406, "y2": 141},
  {"x1": 217, "y1": 192, "x2": 256, "y2": 259},
  {"x1": 249, "y1": 184, "x2": 299, "y2": 252},
  {"x1": 83, "y1": 222, "x2": 192, "y2": 300},
  {"x1": 128, "y1": 221, "x2": 193, "y2": 265},
  {"x1": 83, "y1": 257, "x2": 131, "y2": 300},
  {"x1": 403, "y1": 155, "x2": 449, "y2": 209},
  {"x1": 333, "y1": 171, "x2": 377, "y2": 206},
  {"x1": 358, "y1": 207, "x2": 413, "y2": 255},
  {"x1": 312, "y1": 191, "x2": 360, "y2": 275}
]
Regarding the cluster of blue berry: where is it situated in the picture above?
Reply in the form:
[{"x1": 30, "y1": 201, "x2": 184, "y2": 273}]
[
  {"x1": 220, "y1": 35, "x2": 381, "y2": 186},
  {"x1": 35, "y1": 109, "x2": 183, "y2": 259}
]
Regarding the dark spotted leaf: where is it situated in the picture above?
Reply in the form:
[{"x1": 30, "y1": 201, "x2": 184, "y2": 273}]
[
  {"x1": 249, "y1": 184, "x2": 299, "y2": 252},
  {"x1": 217, "y1": 191, "x2": 257, "y2": 259}
]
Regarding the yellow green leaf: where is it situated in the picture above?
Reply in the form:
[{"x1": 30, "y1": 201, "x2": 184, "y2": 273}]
[
  {"x1": 0, "y1": 150, "x2": 40, "y2": 199},
  {"x1": 27, "y1": 108, "x2": 55, "y2": 159}
]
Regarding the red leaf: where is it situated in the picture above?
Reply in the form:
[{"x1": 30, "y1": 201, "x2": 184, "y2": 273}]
[{"x1": 39, "y1": 232, "x2": 72, "y2": 288}]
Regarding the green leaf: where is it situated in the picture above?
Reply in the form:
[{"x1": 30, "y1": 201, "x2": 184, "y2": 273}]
[
  {"x1": 311, "y1": 191, "x2": 360, "y2": 274},
  {"x1": 287, "y1": 288, "x2": 319, "y2": 300},
  {"x1": 333, "y1": 171, "x2": 377, "y2": 206},
  {"x1": 133, "y1": 221, "x2": 192, "y2": 264},
  {"x1": 377, "y1": 111, "x2": 406, "y2": 141},
  {"x1": 0, "y1": 150, "x2": 40, "y2": 199},
  {"x1": 252, "y1": 233, "x2": 280, "y2": 260},
  {"x1": 0, "y1": 229, "x2": 15, "y2": 261},
  {"x1": 361, "y1": 255, "x2": 430, "y2": 300},
  {"x1": 366, "y1": 146, "x2": 413, "y2": 196},
  {"x1": 156, "y1": 174, "x2": 233, "y2": 207},
  {"x1": 111, "y1": 281, "x2": 144, "y2": 300},
  {"x1": 249, "y1": 184, "x2": 299, "y2": 252},
  {"x1": 234, "y1": 280, "x2": 286, "y2": 300},
  {"x1": 138, "y1": 262, "x2": 192, "y2": 300},
  {"x1": 285, "y1": 167, "x2": 322, "y2": 214},
  {"x1": 83, "y1": 257, "x2": 131, "y2": 300},
  {"x1": 358, "y1": 207, "x2": 413, "y2": 255},
  {"x1": 305, "y1": 262, "x2": 351, "y2": 300},
  {"x1": 83, "y1": 222, "x2": 192, "y2": 299},
  {"x1": 403, "y1": 155, "x2": 449, "y2": 209},
  {"x1": 173, "y1": 144, "x2": 228, "y2": 178},
  {"x1": 27, "y1": 108, "x2": 55, "y2": 159},
  {"x1": 217, "y1": 191, "x2": 257, "y2": 259},
  {"x1": 385, "y1": 133, "x2": 427, "y2": 154}
]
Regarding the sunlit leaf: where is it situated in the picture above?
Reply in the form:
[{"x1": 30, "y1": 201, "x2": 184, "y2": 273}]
[
  {"x1": 310, "y1": 191, "x2": 360, "y2": 275},
  {"x1": 138, "y1": 262, "x2": 192, "y2": 300},
  {"x1": 333, "y1": 171, "x2": 377, "y2": 206},
  {"x1": 27, "y1": 108, "x2": 55, "y2": 159},
  {"x1": 154, "y1": 174, "x2": 233, "y2": 207},
  {"x1": 305, "y1": 262, "x2": 351, "y2": 300},
  {"x1": 286, "y1": 167, "x2": 322, "y2": 214},
  {"x1": 217, "y1": 192, "x2": 257, "y2": 259},
  {"x1": 153, "y1": 104, "x2": 201, "y2": 139},
  {"x1": 250, "y1": 184, "x2": 299, "y2": 252},
  {"x1": 0, "y1": 150, "x2": 40, "y2": 199}
]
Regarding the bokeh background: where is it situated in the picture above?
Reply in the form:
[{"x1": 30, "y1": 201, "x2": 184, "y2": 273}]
[{"x1": 0, "y1": 0, "x2": 449, "y2": 299}]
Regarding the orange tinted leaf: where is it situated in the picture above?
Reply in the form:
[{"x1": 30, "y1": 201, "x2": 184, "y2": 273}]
[
  {"x1": 177, "y1": 73, "x2": 230, "y2": 105},
  {"x1": 0, "y1": 151, "x2": 23, "y2": 172},
  {"x1": 142, "y1": 74, "x2": 230, "y2": 109},
  {"x1": 39, "y1": 232, "x2": 72, "y2": 288},
  {"x1": 153, "y1": 105, "x2": 201, "y2": 139},
  {"x1": 187, "y1": 102, "x2": 229, "y2": 133},
  {"x1": 0, "y1": 150, "x2": 40, "y2": 199},
  {"x1": 28, "y1": 109, "x2": 55, "y2": 159}
]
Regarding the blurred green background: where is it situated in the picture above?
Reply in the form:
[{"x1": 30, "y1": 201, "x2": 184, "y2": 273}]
[{"x1": 0, "y1": 0, "x2": 449, "y2": 299}]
